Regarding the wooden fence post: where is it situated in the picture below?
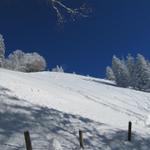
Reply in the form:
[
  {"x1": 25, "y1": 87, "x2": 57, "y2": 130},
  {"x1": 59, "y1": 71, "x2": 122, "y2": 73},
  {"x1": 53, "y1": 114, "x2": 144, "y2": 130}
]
[
  {"x1": 79, "y1": 130, "x2": 84, "y2": 149},
  {"x1": 24, "y1": 131, "x2": 32, "y2": 150},
  {"x1": 128, "y1": 121, "x2": 132, "y2": 142}
]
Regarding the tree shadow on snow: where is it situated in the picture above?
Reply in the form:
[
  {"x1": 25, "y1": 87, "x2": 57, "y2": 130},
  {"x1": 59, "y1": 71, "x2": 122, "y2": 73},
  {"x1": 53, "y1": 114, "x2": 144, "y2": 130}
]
[
  {"x1": 83, "y1": 78, "x2": 117, "y2": 87},
  {"x1": 0, "y1": 88, "x2": 150, "y2": 150}
]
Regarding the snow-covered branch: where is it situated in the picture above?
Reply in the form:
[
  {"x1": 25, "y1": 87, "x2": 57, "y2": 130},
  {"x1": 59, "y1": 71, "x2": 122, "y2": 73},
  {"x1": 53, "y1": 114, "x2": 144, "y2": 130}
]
[{"x1": 49, "y1": 0, "x2": 92, "y2": 24}]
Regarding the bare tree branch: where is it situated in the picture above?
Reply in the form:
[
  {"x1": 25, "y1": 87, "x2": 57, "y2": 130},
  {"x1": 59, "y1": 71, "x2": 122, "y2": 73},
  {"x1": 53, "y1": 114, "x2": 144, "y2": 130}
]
[{"x1": 49, "y1": 0, "x2": 92, "y2": 24}]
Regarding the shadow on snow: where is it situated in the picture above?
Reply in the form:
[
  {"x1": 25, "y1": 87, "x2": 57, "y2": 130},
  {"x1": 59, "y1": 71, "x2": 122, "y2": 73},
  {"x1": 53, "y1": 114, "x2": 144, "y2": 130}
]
[{"x1": 0, "y1": 86, "x2": 150, "y2": 150}]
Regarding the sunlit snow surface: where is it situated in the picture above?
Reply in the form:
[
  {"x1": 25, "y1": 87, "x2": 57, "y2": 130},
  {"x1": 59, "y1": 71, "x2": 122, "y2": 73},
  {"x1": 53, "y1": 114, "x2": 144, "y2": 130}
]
[{"x1": 0, "y1": 68, "x2": 150, "y2": 150}]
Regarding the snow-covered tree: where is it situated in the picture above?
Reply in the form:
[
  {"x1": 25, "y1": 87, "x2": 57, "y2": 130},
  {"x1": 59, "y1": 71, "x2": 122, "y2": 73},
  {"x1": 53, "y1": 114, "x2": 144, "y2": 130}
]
[
  {"x1": 134, "y1": 54, "x2": 150, "y2": 90},
  {"x1": 106, "y1": 54, "x2": 150, "y2": 91},
  {"x1": 106, "y1": 66, "x2": 115, "y2": 81},
  {"x1": 126, "y1": 54, "x2": 135, "y2": 87},
  {"x1": 52, "y1": 65, "x2": 64, "y2": 72},
  {"x1": 5, "y1": 50, "x2": 46, "y2": 72},
  {"x1": 112, "y1": 55, "x2": 130, "y2": 87},
  {"x1": 6, "y1": 50, "x2": 25, "y2": 71},
  {"x1": 23, "y1": 52, "x2": 47, "y2": 72},
  {"x1": 49, "y1": 0, "x2": 92, "y2": 24},
  {"x1": 0, "y1": 34, "x2": 5, "y2": 67}
]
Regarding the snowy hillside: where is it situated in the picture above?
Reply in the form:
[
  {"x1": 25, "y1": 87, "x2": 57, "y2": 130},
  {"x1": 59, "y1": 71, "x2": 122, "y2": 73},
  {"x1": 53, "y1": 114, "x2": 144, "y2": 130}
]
[{"x1": 1, "y1": 68, "x2": 150, "y2": 150}]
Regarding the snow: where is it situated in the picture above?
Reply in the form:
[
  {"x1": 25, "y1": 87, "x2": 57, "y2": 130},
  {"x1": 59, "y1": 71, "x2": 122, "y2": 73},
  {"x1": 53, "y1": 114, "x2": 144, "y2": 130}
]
[
  {"x1": 145, "y1": 115, "x2": 150, "y2": 127},
  {"x1": 1, "y1": 68, "x2": 150, "y2": 149},
  {"x1": 49, "y1": 138, "x2": 63, "y2": 150}
]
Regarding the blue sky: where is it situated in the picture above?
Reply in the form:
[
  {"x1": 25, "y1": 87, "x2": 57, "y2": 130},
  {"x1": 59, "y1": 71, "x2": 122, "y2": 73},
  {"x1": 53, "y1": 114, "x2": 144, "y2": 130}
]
[{"x1": 0, "y1": 0, "x2": 150, "y2": 77}]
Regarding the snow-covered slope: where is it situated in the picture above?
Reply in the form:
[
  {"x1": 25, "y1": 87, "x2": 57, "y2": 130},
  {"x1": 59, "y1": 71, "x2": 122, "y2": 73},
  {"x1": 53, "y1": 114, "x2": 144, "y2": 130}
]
[{"x1": 1, "y1": 68, "x2": 150, "y2": 150}]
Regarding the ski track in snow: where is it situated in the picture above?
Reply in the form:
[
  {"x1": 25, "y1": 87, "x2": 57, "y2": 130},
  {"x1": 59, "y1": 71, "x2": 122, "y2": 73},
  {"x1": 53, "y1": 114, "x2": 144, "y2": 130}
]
[{"x1": 54, "y1": 81, "x2": 146, "y2": 126}]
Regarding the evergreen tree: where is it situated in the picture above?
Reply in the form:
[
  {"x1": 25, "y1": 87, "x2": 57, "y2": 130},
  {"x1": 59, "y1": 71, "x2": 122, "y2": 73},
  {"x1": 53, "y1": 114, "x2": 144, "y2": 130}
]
[
  {"x1": 134, "y1": 54, "x2": 150, "y2": 90},
  {"x1": 0, "y1": 34, "x2": 5, "y2": 67},
  {"x1": 106, "y1": 66, "x2": 115, "y2": 81},
  {"x1": 126, "y1": 54, "x2": 135, "y2": 87},
  {"x1": 112, "y1": 55, "x2": 130, "y2": 87}
]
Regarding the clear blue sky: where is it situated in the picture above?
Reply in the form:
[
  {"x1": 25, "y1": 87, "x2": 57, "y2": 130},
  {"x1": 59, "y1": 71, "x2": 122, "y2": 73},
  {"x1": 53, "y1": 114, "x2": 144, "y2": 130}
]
[{"x1": 0, "y1": 0, "x2": 150, "y2": 77}]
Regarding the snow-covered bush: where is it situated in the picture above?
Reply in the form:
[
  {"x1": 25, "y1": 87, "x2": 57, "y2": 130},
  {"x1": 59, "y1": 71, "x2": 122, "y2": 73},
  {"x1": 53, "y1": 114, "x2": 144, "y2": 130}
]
[
  {"x1": 4, "y1": 50, "x2": 46, "y2": 72},
  {"x1": 23, "y1": 52, "x2": 46, "y2": 72},
  {"x1": 4, "y1": 50, "x2": 25, "y2": 71},
  {"x1": 51, "y1": 65, "x2": 64, "y2": 73}
]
